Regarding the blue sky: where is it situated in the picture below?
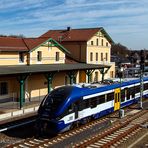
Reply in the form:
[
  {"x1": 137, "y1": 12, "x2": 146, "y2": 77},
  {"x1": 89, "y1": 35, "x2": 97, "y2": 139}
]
[{"x1": 0, "y1": 0, "x2": 148, "y2": 50}]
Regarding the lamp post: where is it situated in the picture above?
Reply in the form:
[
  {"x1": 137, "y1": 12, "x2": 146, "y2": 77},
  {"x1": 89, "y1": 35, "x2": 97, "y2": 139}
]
[
  {"x1": 139, "y1": 50, "x2": 145, "y2": 109},
  {"x1": 118, "y1": 62, "x2": 124, "y2": 118}
]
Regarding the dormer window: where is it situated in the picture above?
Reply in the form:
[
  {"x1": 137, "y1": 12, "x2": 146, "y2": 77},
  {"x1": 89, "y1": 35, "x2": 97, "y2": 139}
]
[
  {"x1": 37, "y1": 51, "x2": 42, "y2": 61},
  {"x1": 56, "y1": 52, "x2": 60, "y2": 61},
  {"x1": 106, "y1": 42, "x2": 108, "y2": 46},
  {"x1": 19, "y1": 52, "x2": 24, "y2": 63},
  {"x1": 91, "y1": 41, "x2": 93, "y2": 45}
]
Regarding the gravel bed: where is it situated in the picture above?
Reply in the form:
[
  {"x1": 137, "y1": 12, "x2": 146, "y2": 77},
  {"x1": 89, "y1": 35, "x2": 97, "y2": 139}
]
[
  {"x1": 119, "y1": 128, "x2": 148, "y2": 148},
  {"x1": 0, "y1": 132, "x2": 24, "y2": 147},
  {"x1": 0, "y1": 122, "x2": 36, "y2": 147}
]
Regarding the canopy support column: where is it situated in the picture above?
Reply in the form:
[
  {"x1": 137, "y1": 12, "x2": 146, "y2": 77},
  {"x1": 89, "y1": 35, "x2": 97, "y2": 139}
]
[
  {"x1": 67, "y1": 71, "x2": 77, "y2": 85},
  {"x1": 45, "y1": 72, "x2": 56, "y2": 93},
  {"x1": 99, "y1": 67, "x2": 110, "y2": 82},
  {"x1": 85, "y1": 69, "x2": 95, "y2": 83},
  {"x1": 17, "y1": 74, "x2": 30, "y2": 109}
]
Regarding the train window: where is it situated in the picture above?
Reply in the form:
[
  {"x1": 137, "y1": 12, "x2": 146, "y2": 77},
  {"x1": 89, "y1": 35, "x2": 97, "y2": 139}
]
[
  {"x1": 130, "y1": 87, "x2": 135, "y2": 98},
  {"x1": 83, "y1": 99, "x2": 90, "y2": 109},
  {"x1": 107, "y1": 93, "x2": 114, "y2": 102},
  {"x1": 90, "y1": 97, "x2": 97, "y2": 108},
  {"x1": 115, "y1": 97, "x2": 117, "y2": 103},
  {"x1": 135, "y1": 85, "x2": 140, "y2": 94},
  {"x1": 98, "y1": 95, "x2": 105, "y2": 104},
  {"x1": 121, "y1": 89, "x2": 125, "y2": 102},
  {"x1": 44, "y1": 86, "x2": 73, "y2": 111},
  {"x1": 125, "y1": 88, "x2": 130, "y2": 100},
  {"x1": 144, "y1": 83, "x2": 148, "y2": 90},
  {"x1": 79, "y1": 99, "x2": 84, "y2": 111},
  {"x1": 117, "y1": 93, "x2": 120, "y2": 102}
]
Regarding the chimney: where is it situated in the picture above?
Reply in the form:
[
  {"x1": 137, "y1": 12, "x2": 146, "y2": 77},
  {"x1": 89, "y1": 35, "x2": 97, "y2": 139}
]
[{"x1": 67, "y1": 26, "x2": 71, "y2": 31}]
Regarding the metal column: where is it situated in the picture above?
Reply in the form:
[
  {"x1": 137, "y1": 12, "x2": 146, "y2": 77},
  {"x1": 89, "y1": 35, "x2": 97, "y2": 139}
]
[
  {"x1": 99, "y1": 67, "x2": 110, "y2": 82},
  {"x1": 86, "y1": 70, "x2": 94, "y2": 83},
  {"x1": 67, "y1": 71, "x2": 77, "y2": 85},
  {"x1": 139, "y1": 50, "x2": 145, "y2": 109},
  {"x1": 17, "y1": 74, "x2": 29, "y2": 109},
  {"x1": 45, "y1": 72, "x2": 55, "y2": 93}
]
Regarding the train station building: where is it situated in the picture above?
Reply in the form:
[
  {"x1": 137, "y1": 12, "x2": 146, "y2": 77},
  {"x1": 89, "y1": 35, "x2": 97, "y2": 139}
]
[{"x1": 0, "y1": 27, "x2": 115, "y2": 122}]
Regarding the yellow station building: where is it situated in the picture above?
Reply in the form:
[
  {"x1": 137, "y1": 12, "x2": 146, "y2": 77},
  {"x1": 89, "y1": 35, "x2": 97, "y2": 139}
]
[
  {"x1": 0, "y1": 27, "x2": 115, "y2": 108},
  {"x1": 40, "y1": 27, "x2": 115, "y2": 82}
]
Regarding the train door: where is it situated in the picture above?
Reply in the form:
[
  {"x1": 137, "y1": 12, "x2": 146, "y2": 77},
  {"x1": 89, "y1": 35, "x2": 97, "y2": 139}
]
[
  {"x1": 74, "y1": 101, "x2": 79, "y2": 119},
  {"x1": 114, "y1": 88, "x2": 120, "y2": 111}
]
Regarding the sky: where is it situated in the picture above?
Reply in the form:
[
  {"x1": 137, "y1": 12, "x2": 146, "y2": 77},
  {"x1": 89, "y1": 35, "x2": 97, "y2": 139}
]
[{"x1": 0, "y1": 0, "x2": 148, "y2": 50}]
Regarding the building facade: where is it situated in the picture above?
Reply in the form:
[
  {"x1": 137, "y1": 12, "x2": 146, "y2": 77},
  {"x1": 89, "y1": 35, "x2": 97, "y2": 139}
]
[{"x1": 40, "y1": 27, "x2": 115, "y2": 82}]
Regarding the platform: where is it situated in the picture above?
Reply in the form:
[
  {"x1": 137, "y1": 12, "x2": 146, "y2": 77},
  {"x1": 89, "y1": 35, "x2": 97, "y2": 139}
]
[{"x1": 0, "y1": 100, "x2": 41, "y2": 125}]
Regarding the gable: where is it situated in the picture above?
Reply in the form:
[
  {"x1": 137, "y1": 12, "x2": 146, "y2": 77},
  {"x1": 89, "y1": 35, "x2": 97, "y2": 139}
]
[{"x1": 28, "y1": 38, "x2": 70, "y2": 55}]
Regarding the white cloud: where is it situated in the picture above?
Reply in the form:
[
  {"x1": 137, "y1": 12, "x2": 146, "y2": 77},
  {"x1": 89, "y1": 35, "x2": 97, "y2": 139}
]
[{"x1": 0, "y1": 0, "x2": 148, "y2": 49}]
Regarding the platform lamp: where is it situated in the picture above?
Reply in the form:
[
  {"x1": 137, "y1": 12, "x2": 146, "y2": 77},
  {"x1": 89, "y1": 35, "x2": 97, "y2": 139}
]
[{"x1": 118, "y1": 61, "x2": 124, "y2": 118}]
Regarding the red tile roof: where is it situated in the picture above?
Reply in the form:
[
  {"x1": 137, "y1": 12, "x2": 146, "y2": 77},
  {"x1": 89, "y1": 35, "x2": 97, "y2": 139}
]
[
  {"x1": 23, "y1": 38, "x2": 48, "y2": 50},
  {"x1": 0, "y1": 37, "x2": 28, "y2": 51},
  {"x1": 40, "y1": 28, "x2": 101, "y2": 42},
  {"x1": 0, "y1": 37, "x2": 70, "y2": 55},
  {"x1": 0, "y1": 37, "x2": 49, "y2": 52}
]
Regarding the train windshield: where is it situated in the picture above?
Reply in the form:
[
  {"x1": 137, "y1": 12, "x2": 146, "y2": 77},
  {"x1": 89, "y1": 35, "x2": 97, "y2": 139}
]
[{"x1": 43, "y1": 86, "x2": 73, "y2": 111}]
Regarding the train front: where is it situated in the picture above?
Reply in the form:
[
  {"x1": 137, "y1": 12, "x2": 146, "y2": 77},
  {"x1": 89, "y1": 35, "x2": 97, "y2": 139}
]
[{"x1": 36, "y1": 86, "x2": 74, "y2": 135}]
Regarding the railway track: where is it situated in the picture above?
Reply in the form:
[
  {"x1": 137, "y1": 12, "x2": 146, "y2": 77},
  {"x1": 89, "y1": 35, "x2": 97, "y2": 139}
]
[
  {"x1": 6, "y1": 103, "x2": 147, "y2": 148},
  {"x1": 75, "y1": 110, "x2": 148, "y2": 148}
]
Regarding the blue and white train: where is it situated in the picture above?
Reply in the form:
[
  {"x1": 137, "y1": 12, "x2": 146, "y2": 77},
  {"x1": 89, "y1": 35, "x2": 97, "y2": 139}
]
[{"x1": 37, "y1": 77, "x2": 148, "y2": 134}]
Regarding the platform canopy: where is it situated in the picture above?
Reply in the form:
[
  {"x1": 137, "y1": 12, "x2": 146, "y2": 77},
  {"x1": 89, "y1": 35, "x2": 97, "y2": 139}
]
[{"x1": 0, "y1": 63, "x2": 111, "y2": 76}]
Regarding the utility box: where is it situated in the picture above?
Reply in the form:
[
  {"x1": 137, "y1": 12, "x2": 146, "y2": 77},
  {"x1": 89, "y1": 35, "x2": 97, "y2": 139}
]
[{"x1": 119, "y1": 109, "x2": 125, "y2": 118}]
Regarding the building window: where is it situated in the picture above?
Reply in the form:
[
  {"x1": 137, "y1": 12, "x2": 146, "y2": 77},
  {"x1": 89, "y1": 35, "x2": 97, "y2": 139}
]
[
  {"x1": 56, "y1": 52, "x2": 60, "y2": 61},
  {"x1": 96, "y1": 53, "x2": 98, "y2": 61},
  {"x1": 105, "y1": 53, "x2": 108, "y2": 61},
  {"x1": 19, "y1": 52, "x2": 24, "y2": 63},
  {"x1": 90, "y1": 52, "x2": 93, "y2": 61},
  {"x1": 101, "y1": 39, "x2": 104, "y2": 46},
  {"x1": 91, "y1": 41, "x2": 93, "y2": 45},
  {"x1": 106, "y1": 42, "x2": 108, "y2": 46},
  {"x1": 37, "y1": 51, "x2": 42, "y2": 61},
  {"x1": 94, "y1": 72, "x2": 98, "y2": 82},
  {"x1": 101, "y1": 53, "x2": 103, "y2": 61},
  {"x1": 0, "y1": 82, "x2": 8, "y2": 95},
  {"x1": 96, "y1": 38, "x2": 99, "y2": 46}
]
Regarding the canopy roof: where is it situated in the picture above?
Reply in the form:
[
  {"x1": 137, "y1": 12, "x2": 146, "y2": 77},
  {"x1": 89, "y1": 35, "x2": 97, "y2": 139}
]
[{"x1": 0, "y1": 63, "x2": 111, "y2": 76}]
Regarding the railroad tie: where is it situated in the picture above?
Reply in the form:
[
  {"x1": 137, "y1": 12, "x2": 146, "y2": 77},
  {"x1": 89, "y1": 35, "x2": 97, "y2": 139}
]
[
  {"x1": 29, "y1": 140, "x2": 39, "y2": 144},
  {"x1": 104, "y1": 137, "x2": 113, "y2": 140},
  {"x1": 43, "y1": 144, "x2": 50, "y2": 147},
  {"x1": 18, "y1": 144, "x2": 29, "y2": 148},
  {"x1": 91, "y1": 143, "x2": 103, "y2": 147},
  {"x1": 24, "y1": 142, "x2": 34, "y2": 147}
]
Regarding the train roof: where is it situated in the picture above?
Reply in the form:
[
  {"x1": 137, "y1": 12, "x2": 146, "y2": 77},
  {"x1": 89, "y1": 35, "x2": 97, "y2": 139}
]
[
  {"x1": 71, "y1": 77, "x2": 148, "y2": 97},
  {"x1": 55, "y1": 77, "x2": 148, "y2": 116}
]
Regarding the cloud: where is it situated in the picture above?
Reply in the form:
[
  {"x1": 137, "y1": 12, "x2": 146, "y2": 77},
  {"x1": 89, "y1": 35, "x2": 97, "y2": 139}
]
[{"x1": 0, "y1": 0, "x2": 148, "y2": 49}]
